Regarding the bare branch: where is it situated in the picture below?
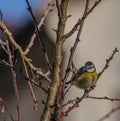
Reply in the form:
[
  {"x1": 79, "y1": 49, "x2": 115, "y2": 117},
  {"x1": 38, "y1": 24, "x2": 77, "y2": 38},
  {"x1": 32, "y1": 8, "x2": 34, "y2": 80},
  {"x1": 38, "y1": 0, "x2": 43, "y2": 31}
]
[
  {"x1": 25, "y1": 0, "x2": 55, "y2": 71},
  {"x1": 98, "y1": 48, "x2": 119, "y2": 79},
  {"x1": 40, "y1": 0, "x2": 69, "y2": 121},
  {"x1": 24, "y1": 0, "x2": 55, "y2": 55},
  {"x1": 97, "y1": 105, "x2": 120, "y2": 121},
  {"x1": 21, "y1": 53, "x2": 39, "y2": 110},
  {"x1": 62, "y1": 95, "x2": 120, "y2": 107},
  {"x1": 86, "y1": 96, "x2": 120, "y2": 102},
  {"x1": 6, "y1": 40, "x2": 20, "y2": 121},
  {"x1": 0, "y1": 59, "x2": 11, "y2": 67},
  {"x1": 59, "y1": 85, "x2": 96, "y2": 119},
  {"x1": 64, "y1": 0, "x2": 103, "y2": 39},
  {"x1": 0, "y1": 21, "x2": 51, "y2": 82},
  {"x1": 0, "y1": 97, "x2": 15, "y2": 121},
  {"x1": 87, "y1": 0, "x2": 102, "y2": 16}
]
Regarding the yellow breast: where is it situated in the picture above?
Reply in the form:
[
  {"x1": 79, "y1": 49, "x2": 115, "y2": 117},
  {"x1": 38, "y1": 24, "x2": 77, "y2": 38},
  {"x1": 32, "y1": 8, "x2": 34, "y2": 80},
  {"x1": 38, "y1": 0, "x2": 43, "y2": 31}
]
[{"x1": 72, "y1": 71, "x2": 98, "y2": 89}]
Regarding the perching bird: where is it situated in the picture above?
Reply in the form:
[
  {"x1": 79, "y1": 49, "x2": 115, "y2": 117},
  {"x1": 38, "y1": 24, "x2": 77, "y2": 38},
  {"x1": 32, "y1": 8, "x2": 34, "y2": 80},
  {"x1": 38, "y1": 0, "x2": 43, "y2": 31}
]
[{"x1": 67, "y1": 61, "x2": 98, "y2": 90}]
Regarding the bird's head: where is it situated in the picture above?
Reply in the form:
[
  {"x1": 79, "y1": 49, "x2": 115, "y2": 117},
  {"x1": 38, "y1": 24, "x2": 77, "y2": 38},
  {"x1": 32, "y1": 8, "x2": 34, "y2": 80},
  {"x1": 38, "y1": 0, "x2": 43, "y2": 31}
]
[{"x1": 83, "y1": 61, "x2": 96, "y2": 72}]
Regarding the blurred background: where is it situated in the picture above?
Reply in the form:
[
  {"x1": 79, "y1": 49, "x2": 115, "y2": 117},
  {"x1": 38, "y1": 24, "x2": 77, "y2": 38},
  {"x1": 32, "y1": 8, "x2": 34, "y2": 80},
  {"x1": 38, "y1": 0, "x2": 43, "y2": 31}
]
[{"x1": 0, "y1": 0, "x2": 120, "y2": 121}]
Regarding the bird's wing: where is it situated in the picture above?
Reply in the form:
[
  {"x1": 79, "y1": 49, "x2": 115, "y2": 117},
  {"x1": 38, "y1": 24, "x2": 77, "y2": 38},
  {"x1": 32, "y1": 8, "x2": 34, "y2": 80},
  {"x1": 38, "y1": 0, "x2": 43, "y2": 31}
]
[
  {"x1": 77, "y1": 66, "x2": 85, "y2": 75},
  {"x1": 65, "y1": 66, "x2": 84, "y2": 84}
]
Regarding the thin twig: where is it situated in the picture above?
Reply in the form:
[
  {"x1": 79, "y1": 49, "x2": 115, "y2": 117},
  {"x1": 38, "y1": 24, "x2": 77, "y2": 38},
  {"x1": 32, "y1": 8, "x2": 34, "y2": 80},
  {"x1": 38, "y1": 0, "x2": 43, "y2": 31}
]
[
  {"x1": 97, "y1": 105, "x2": 120, "y2": 121},
  {"x1": 63, "y1": 62, "x2": 78, "y2": 96},
  {"x1": 21, "y1": 54, "x2": 39, "y2": 110},
  {"x1": 62, "y1": 97, "x2": 78, "y2": 107},
  {"x1": 98, "y1": 48, "x2": 119, "y2": 79},
  {"x1": 0, "y1": 60, "x2": 12, "y2": 67},
  {"x1": 16, "y1": 68, "x2": 48, "y2": 93},
  {"x1": 3, "y1": 100, "x2": 15, "y2": 121},
  {"x1": 86, "y1": 96, "x2": 120, "y2": 102},
  {"x1": 0, "y1": 39, "x2": 8, "y2": 53},
  {"x1": 87, "y1": 0, "x2": 102, "y2": 16},
  {"x1": 25, "y1": 0, "x2": 54, "y2": 71},
  {"x1": 24, "y1": 0, "x2": 55, "y2": 55},
  {"x1": 56, "y1": 0, "x2": 61, "y2": 18},
  {"x1": 63, "y1": 84, "x2": 72, "y2": 96},
  {"x1": 6, "y1": 40, "x2": 20, "y2": 121}
]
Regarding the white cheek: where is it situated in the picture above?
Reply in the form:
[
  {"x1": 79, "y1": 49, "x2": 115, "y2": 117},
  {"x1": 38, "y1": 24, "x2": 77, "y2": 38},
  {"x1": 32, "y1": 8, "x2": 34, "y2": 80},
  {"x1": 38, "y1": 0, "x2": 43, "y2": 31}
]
[{"x1": 87, "y1": 68, "x2": 95, "y2": 72}]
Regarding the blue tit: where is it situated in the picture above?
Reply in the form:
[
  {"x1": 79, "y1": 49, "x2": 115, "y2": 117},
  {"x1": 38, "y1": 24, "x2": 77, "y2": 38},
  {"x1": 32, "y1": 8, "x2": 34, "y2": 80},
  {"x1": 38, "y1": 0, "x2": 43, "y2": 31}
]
[{"x1": 70, "y1": 61, "x2": 98, "y2": 90}]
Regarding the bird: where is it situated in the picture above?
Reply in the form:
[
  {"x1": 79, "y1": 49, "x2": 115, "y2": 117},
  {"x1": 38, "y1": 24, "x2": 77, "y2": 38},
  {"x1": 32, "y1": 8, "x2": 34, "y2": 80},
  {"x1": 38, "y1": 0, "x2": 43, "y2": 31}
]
[{"x1": 67, "y1": 61, "x2": 98, "y2": 90}]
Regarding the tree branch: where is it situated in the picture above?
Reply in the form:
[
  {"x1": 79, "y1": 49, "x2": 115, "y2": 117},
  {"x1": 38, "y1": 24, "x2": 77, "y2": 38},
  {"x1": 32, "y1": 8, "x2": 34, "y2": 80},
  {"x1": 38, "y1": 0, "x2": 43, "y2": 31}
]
[
  {"x1": 86, "y1": 96, "x2": 120, "y2": 102},
  {"x1": 0, "y1": 21, "x2": 51, "y2": 82},
  {"x1": 64, "y1": 0, "x2": 103, "y2": 39},
  {"x1": 97, "y1": 105, "x2": 120, "y2": 121},
  {"x1": 24, "y1": 0, "x2": 55, "y2": 55},
  {"x1": 6, "y1": 40, "x2": 20, "y2": 121},
  {"x1": 98, "y1": 48, "x2": 119, "y2": 79},
  {"x1": 25, "y1": 0, "x2": 55, "y2": 71},
  {"x1": 40, "y1": 0, "x2": 69, "y2": 121}
]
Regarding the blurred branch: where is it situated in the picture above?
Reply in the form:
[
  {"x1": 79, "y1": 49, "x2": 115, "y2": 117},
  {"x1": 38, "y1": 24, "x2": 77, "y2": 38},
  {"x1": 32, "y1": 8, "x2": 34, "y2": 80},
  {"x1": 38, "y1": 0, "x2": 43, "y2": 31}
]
[
  {"x1": 0, "y1": 21, "x2": 51, "y2": 112},
  {"x1": 0, "y1": 97, "x2": 15, "y2": 121},
  {"x1": 0, "y1": 60, "x2": 12, "y2": 67},
  {"x1": 6, "y1": 40, "x2": 20, "y2": 121},
  {"x1": 25, "y1": 0, "x2": 55, "y2": 71},
  {"x1": 0, "y1": 21, "x2": 51, "y2": 82},
  {"x1": 97, "y1": 105, "x2": 120, "y2": 121},
  {"x1": 21, "y1": 53, "x2": 39, "y2": 110},
  {"x1": 0, "y1": 41, "x2": 8, "y2": 53},
  {"x1": 24, "y1": 0, "x2": 55, "y2": 55},
  {"x1": 0, "y1": 9, "x2": 3, "y2": 21},
  {"x1": 0, "y1": 59, "x2": 48, "y2": 93}
]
